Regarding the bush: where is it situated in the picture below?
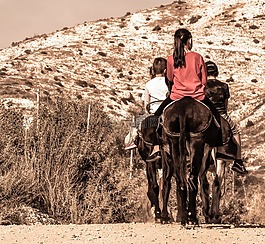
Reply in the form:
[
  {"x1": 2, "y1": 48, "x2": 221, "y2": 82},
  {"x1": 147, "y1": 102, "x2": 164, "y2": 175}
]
[
  {"x1": 0, "y1": 99, "x2": 148, "y2": 224},
  {"x1": 1, "y1": 99, "x2": 263, "y2": 226}
]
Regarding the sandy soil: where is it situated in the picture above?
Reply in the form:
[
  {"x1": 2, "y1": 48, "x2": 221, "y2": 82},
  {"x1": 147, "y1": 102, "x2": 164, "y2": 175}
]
[{"x1": 0, "y1": 223, "x2": 264, "y2": 244}]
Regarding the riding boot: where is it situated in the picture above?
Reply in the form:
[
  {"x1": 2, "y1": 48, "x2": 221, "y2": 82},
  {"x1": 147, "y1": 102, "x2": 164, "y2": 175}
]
[
  {"x1": 146, "y1": 116, "x2": 162, "y2": 163},
  {"x1": 232, "y1": 159, "x2": 248, "y2": 174}
]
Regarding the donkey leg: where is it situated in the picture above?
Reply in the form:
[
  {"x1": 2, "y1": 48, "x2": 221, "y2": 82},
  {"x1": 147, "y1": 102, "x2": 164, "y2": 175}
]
[
  {"x1": 161, "y1": 168, "x2": 172, "y2": 223},
  {"x1": 187, "y1": 175, "x2": 199, "y2": 225},
  {"x1": 146, "y1": 161, "x2": 161, "y2": 220},
  {"x1": 199, "y1": 152, "x2": 214, "y2": 223},
  {"x1": 186, "y1": 146, "x2": 201, "y2": 225},
  {"x1": 200, "y1": 173, "x2": 210, "y2": 223},
  {"x1": 160, "y1": 146, "x2": 173, "y2": 223},
  {"x1": 188, "y1": 141, "x2": 210, "y2": 225},
  {"x1": 177, "y1": 183, "x2": 188, "y2": 225},
  {"x1": 176, "y1": 184, "x2": 183, "y2": 223},
  {"x1": 210, "y1": 159, "x2": 226, "y2": 223}
]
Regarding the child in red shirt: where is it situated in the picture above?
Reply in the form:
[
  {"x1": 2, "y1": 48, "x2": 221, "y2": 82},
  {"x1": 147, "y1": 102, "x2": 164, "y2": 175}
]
[{"x1": 147, "y1": 28, "x2": 221, "y2": 162}]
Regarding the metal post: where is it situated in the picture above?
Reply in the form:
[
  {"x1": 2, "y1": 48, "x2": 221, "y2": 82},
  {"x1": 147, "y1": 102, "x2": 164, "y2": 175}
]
[
  {"x1": 36, "y1": 88, "x2": 40, "y2": 129},
  {"x1": 87, "y1": 103, "x2": 91, "y2": 132},
  {"x1": 129, "y1": 115, "x2": 136, "y2": 179},
  {"x1": 129, "y1": 149, "x2": 134, "y2": 180}
]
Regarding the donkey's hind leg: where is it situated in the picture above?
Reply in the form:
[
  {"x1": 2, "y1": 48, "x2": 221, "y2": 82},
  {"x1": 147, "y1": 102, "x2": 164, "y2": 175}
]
[
  {"x1": 146, "y1": 161, "x2": 161, "y2": 221},
  {"x1": 210, "y1": 159, "x2": 226, "y2": 223}
]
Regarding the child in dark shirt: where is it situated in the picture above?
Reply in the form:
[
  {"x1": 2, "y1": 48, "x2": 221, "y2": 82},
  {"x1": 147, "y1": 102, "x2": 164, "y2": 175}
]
[{"x1": 205, "y1": 61, "x2": 248, "y2": 174}]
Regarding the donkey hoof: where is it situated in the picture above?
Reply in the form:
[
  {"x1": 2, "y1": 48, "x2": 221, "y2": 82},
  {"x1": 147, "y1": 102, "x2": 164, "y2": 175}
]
[
  {"x1": 187, "y1": 217, "x2": 198, "y2": 226},
  {"x1": 160, "y1": 215, "x2": 171, "y2": 224},
  {"x1": 209, "y1": 215, "x2": 221, "y2": 224},
  {"x1": 154, "y1": 212, "x2": 161, "y2": 222}
]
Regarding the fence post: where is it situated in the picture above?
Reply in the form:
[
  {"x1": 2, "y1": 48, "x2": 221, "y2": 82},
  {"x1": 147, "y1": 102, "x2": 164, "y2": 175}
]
[
  {"x1": 36, "y1": 88, "x2": 40, "y2": 129},
  {"x1": 129, "y1": 115, "x2": 136, "y2": 179},
  {"x1": 87, "y1": 102, "x2": 91, "y2": 132},
  {"x1": 129, "y1": 149, "x2": 134, "y2": 180}
]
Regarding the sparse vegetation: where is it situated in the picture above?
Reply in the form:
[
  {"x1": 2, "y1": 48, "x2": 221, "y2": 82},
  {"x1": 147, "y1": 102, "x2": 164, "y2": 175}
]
[
  {"x1": 0, "y1": 0, "x2": 264, "y2": 229},
  {"x1": 0, "y1": 99, "x2": 148, "y2": 225},
  {"x1": 0, "y1": 100, "x2": 264, "y2": 226}
]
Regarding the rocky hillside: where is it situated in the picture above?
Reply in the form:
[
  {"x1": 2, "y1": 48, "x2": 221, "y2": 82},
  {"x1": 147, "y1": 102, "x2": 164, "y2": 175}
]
[{"x1": 0, "y1": 0, "x2": 264, "y2": 168}]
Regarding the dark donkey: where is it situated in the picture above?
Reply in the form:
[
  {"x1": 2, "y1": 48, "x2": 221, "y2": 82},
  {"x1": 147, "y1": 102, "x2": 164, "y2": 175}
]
[
  {"x1": 135, "y1": 114, "x2": 163, "y2": 221},
  {"x1": 160, "y1": 96, "x2": 237, "y2": 225}
]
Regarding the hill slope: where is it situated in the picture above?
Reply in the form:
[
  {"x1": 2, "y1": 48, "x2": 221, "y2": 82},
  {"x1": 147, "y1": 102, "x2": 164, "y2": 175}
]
[{"x1": 0, "y1": 0, "x2": 264, "y2": 168}]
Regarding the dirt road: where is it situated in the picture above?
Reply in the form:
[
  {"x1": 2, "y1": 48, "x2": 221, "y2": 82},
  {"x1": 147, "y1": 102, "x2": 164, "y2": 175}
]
[{"x1": 0, "y1": 223, "x2": 264, "y2": 244}]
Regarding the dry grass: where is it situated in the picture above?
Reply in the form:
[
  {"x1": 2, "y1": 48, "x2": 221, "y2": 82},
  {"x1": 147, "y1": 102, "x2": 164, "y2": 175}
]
[
  {"x1": 0, "y1": 99, "x2": 264, "y2": 225},
  {"x1": 0, "y1": 99, "x2": 148, "y2": 225}
]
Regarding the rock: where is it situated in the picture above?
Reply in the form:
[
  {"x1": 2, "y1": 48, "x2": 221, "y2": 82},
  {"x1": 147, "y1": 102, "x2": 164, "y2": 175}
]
[
  {"x1": 226, "y1": 77, "x2": 234, "y2": 83},
  {"x1": 25, "y1": 49, "x2": 31, "y2": 54},
  {"x1": 189, "y1": 15, "x2": 202, "y2": 24},
  {"x1": 98, "y1": 51, "x2": 107, "y2": 57},
  {"x1": 152, "y1": 25, "x2": 161, "y2": 31},
  {"x1": 246, "y1": 120, "x2": 254, "y2": 127},
  {"x1": 249, "y1": 25, "x2": 259, "y2": 29},
  {"x1": 76, "y1": 80, "x2": 88, "y2": 88},
  {"x1": 118, "y1": 73, "x2": 124, "y2": 78},
  {"x1": 44, "y1": 66, "x2": 53, "y2": 72},
  {"x1": 55, "y1": 82, "x2": 64, "y2": 87}
]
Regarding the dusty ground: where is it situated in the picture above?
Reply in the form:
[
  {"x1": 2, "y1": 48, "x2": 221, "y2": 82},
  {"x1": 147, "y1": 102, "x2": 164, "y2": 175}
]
[
  {"x1": 0, "y1": 223, "x2": 264, "y2": 244},
  {"x1": 0, "y1": 0, "x2": 264, "y2": 243}
]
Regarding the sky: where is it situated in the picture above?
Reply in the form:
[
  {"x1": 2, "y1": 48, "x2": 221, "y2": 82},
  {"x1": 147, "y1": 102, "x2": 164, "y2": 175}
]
[{"x1": 0, "y1": 0, "x2": 171, "y2": 49}]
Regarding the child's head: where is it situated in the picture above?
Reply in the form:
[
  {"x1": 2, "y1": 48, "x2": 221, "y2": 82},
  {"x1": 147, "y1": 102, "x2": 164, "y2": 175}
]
[
  {"x1": 206, "y1": 61, "x2": 219, "y2": 77},
  {"x1": 174, "y1": 28, "x2": 192, "y2": 48},
  {"x1": 173, "y1": 28, "x2": 192, "y2": 68},
  {"x1": 150, "y1": 57, "x2": 167, "y2": 78}
]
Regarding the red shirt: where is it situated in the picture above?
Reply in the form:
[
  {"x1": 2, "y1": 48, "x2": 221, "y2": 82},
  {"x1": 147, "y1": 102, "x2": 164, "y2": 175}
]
[{"x1": 167, "y1": 52, "x2": 207, "y2": 101}]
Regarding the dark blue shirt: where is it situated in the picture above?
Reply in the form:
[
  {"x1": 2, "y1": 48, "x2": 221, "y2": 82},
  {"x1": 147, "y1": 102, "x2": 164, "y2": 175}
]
[{"x1": 205, "y1": 78, "x2": 230, "y2": 114}]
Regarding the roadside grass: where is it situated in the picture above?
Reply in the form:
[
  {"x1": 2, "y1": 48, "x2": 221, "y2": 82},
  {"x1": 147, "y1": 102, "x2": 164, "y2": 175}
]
[
  {"x1": 0, "y1": 99, "x2": 147, "y2": 225},
  {"x1": 0, "y1": 99, "x2": 263, "y2": 226}
]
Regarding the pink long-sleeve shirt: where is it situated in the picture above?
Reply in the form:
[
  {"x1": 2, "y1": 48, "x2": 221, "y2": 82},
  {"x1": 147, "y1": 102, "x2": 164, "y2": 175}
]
[{"x1": 167, "y1": 52, "x2": 207, "y2": 101}]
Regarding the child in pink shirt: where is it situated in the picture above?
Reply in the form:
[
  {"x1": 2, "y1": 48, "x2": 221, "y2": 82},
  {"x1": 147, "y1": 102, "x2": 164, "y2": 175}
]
[{"x1": 147, "y1": 28, "x2": 221, "y2": 162}]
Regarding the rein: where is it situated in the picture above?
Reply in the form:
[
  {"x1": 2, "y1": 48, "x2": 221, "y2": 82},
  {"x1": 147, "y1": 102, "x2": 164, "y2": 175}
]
[{"x1": 146, "y1": 99, "x2": 164, "y2": 114}]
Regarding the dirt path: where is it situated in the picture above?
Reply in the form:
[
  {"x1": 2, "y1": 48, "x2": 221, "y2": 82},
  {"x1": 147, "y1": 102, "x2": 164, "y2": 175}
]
[{"x1": 0, "y1": 223, "x2": 264, "y2": 244}]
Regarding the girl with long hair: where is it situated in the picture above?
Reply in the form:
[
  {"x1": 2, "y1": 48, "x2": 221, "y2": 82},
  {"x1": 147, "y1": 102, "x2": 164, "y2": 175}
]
[{"x1": 147, "y1": 28, "x2": 222, "y2": 162}]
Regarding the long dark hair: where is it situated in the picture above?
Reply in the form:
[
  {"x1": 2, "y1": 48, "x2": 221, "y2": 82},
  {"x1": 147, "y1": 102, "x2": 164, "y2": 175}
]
[{"x1": 173, "y1": 28, "x2": 192, "y2": 68}]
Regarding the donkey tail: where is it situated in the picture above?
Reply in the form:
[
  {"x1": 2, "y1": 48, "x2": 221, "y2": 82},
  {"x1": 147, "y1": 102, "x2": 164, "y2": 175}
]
[{"x1": 179, "y1": 114, "x2": 187, "y2": 187}]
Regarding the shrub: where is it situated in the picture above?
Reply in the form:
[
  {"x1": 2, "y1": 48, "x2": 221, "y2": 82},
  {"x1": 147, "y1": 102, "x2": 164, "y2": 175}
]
[{"x1": 0, "y1": 99, "x2": 148, "y2": 224}]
